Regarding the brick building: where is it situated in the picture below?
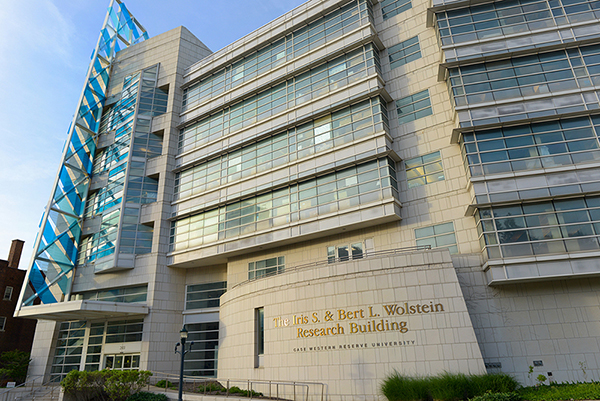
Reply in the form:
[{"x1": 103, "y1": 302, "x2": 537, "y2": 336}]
[{"x1": 0, "y1": 240, "x2": 36, "y2": 354}]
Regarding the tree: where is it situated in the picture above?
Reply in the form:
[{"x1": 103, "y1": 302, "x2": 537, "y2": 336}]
[{"x1": 0, "y1": 350, "x2": 31, "y2": 384}]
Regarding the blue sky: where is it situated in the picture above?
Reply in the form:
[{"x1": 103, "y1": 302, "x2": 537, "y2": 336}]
[{"x1": 0, "y1": 0, "x2": 306, "y2": 268}]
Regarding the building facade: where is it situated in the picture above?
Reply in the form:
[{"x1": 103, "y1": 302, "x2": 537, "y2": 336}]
[
  {"x1": 16, "y1": 0, "x2": 600, "y2": 399},
  {"x1": 1, "y1": 240, "x2": 37, "y2": 354}
]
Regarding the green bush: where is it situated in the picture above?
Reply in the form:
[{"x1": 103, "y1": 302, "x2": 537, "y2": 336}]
[
  {"x1": 60, "y1": 370, "x2": 107, "y2": 401},
  {"x1": 430, "y1": 372, "x2": 473, "y2": 400},
  {"x1": 381, "y1": 373, "x2": 431, "y2": 401},
  {"x1": 381, "y1": 372, "x2": 519, "y2": 401},
  {"x1": 470, "y1": 373, "x2": 520, "y2": 395},
  {"x1": 105, "y1": 370, "x2": 152, "y2": 401},
  {"x1": 0, "y1": 350, "x2": 31, "y2": 384},
  {"x1": 470, "y1": 392, "x2": 520, "y2": 401},
  {"x1": 126, "y1": 391, "x2": 169, "y2": 401},
  {"x1": 228, "y1": 385, "x2": 263, "y2": 397},
  {"x1": 61, "y1": 369, "x2": 152, "y2": 401},
  {"x1": 155, "y1": 379, "x2": 176, "y2": 389}
]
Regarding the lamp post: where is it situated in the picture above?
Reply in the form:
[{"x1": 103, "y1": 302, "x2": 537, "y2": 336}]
[{"x1": 174, "y1": 325, "x2": 194, "y2": 401}]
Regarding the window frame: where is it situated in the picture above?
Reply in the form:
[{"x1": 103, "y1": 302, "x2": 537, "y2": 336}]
[{"x1": 3, "y1": 286, "x2": 13, "y2": 301}]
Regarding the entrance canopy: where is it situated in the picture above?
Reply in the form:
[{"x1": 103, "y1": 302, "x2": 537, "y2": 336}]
[{"x1": 14, "y1": 300, "x2": 149, "y2": 321}]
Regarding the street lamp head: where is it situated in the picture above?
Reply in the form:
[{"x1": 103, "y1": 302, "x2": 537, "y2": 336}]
[{"x1": 180, "y1": 325, "x2": 188, "y2": 340}]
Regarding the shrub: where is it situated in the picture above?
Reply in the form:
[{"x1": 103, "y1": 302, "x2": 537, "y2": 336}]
[
  {"x1": 381, "y1": 372, "x2": 431, "y2": 401},
  {"x1": 105, "y1": 370, "x2": 152, "y2": 401},
  {"x1": 155, "y1": 379, "x2": 176, "y2": 389},
  {"x1": 430, "y1": 372, "x2": 472, "y2": 401},
  {"x1": 228, "y1": 385, "x2": 263, "y2": 397},
  {"x1": 61, "y1": 369, "x2": 152, "y2": 401},
  {"x1": 381, "y1": 372, "x2": 519, "y2": 401},
  {"x1": 470, "y1": 392, "x2": 520, "y2": 401},
  {"x1": 127, "y1": 391, "x2": 169, "y2": 401},
  {"x1": 470, "y1": 374, "x2": 520, "y2": 395},
  {"x1": 60, "y1": 370, "x2": 107, "y2": 401}
]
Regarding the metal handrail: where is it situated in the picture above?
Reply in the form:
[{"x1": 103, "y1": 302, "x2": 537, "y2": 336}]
[
  {"x1": 233, "y1": 244, "x2": 433, "y2": 289},
  {"x1": 0, "y1": 375, "x2": 60, "y2": 401},
  {"x1": 146, "y1": 371, "x2": 326, "y2": 400}
]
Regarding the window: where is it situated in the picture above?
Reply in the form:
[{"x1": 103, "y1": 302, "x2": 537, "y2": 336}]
[
  {"x1": 104, "y1": 354, "x2": 140, "y2": 370},
  {"x1": 186, "y1": 281, "x2": 227, "y2": 310},
  {"x1": 436, "y1": 0, "x2": 600, "y2": 47},
  {"x1": 171, "y1": 158, "x2": 398, "y2": 253},
  {"x1": 448, "y1": 44, "x2": 600, "y2": 110},
  {"x1": 182, "y1": 0, "x2": 373, "y2": 110},
  {"x1": 0, "y1": 317, "x2": 6, "y2": 331},
  {"x1": 50, "y1": 321, "x2": 86, "y2": 382},
  {"x1": 460, "y1": 116, "x2": 600, "y2": 177},
  {"x1": 179, "y1": 44, "x2": 380, "y2": 153},
  {"x1": 388, "y1": 36, "x2": 421, "y2": 70},
  {"x1": 85, "y1": 322, "x2": 104, "y2": 372},
  {"x1": 477, "y1": 196, "x2": 600, "y2": 259},
  {"x1": 72, "y1": 285, "x2": 148, "y2": 303},
  {"x1": 105, "y1": 319, "x2": 143, "y2": 343},
  {"x1": 3, "y1": 286, "x2": 13, "y2": 301},
  {"x1": 327, "y1": 242, "x2": 364, "y2": 263},
  {"x1": 255, "y1": 307, "x2": 264, "y2": 368},
  {"x1": 405, "y1": 151, "x2": 445, "y2": 188},
  {"x1": 175, "y1": 97, "x2": 390, "y2": 201},
  {"x1": 396, "y1": 90, "x2": 433, "y2": 124},
  {"x1": 184, "y1": 322, "x2": 220, "y2": 377},
  {"x1": 248, "y1": 257, "x2": 285, "y2": 280},
  {"x1": 415, "y1": 222, "x2": 458, "y2": 254},
  {"x1": 381, "y1": 0, "x2": 412, "y2": 20}
]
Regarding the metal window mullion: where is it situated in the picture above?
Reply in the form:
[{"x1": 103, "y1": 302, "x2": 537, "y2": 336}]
[{"x1": 112, "y1": 73, "x2": 144, "y2": 260}]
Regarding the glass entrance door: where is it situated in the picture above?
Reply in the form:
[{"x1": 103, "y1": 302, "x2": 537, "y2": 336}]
[{"x1": 104, "y1": 354, "x2": 140, "y2": 370}]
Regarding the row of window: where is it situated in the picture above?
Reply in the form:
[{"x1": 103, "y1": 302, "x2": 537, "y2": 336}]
[
  {"x1": 80, "y1": 66, "x2": 164, "y2": 268},
  {"x1": 72, "y1": 285, "x2": 148, "y2": 304},
  {"x1": 460, "y1": 115, "x2": 600, "y2": 177},
  {"x1": 471, "y1": 167, "x2": 600, "y2": 206},
  {"x1": 436, "y1": 0, "x2": 600, "y2": 46},
  {"x1": 186, "y1": 281, "x2": 226, "y2": 310},
  {"x1": 477, "y1": 197, "x2": 600, "y2": 259},
  {"x1": 449, "y1": 44, "x2": 600, "y2": 107},
  {"x1": 182, "y1": 0, "x2": 372, "y2": 110},
  {"x1": 179, "y1": 45, "x2": 380, "y2": 154},
  {"x1": 50, "y1": 320, "x2": 144, "y2": 381},
  {"x1": 170, "y1": 158, "x2": 398, "y2": 253},
  {"x1": 82, "y1": 71, "x2": 141, "y2": 267},
  {"x1": 456, "y1": 88, "x2": 600, "y2": 128},
  {"x1": 182, "y1": 0, "x2": 420, "y2": 112},
  {"x1": 175, "y1": 97, "x2": 389, "y2": 201},
  {"x1": 183, "y1": 322, "x2": 220, "y2": 377}
]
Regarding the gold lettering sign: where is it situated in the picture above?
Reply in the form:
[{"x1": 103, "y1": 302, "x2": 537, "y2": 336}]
[{"x1": 272, "y1": 301, "x2": 446, "y2": 338}]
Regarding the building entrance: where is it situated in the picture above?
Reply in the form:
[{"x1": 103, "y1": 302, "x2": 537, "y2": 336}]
[{"x1": 104, "y1": 354, "x2": 140, "y2": 370}]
